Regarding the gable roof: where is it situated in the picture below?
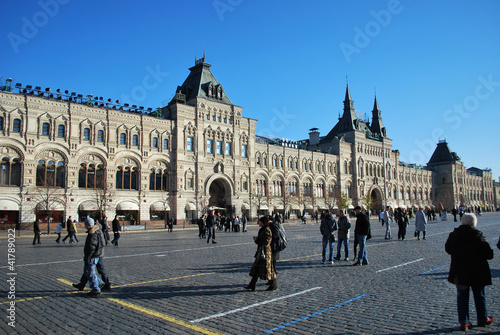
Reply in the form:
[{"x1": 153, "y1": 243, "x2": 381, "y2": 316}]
[{"x1": 427, "y1": 141, "x2": 460, "y2": 165}]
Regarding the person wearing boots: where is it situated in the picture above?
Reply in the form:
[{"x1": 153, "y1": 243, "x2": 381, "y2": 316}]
[
  {"x1": 445, "y1": 213, "x2": 494, "y2": 331},
  {"x1": 245, "y1": 216, "x2": 277, "y2": 291}
]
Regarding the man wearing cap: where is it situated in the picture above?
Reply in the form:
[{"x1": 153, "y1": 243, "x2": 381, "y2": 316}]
[
  {"x1": 82, "y1": 216, "x2": 105, "y2": 295},
  {"x1": 353, "y1": 206, "x2": 370, "y2": 266}
]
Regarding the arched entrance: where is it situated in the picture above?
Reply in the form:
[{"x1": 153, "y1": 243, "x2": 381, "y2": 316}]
[
  {"x1": 208, "y1": 178, "x2": 232, "y2": 216},
  {"x1": 371, "y1": 188, "x2": 384, "y2": 212}
]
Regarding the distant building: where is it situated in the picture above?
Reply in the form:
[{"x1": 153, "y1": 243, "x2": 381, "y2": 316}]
[{"x1": 0, "y1": 59, "x2": 495, "y2": 228}]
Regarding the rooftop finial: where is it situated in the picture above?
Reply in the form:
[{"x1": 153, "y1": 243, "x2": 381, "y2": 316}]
[{"x1": 346, "y1": 75, "x2": 348, "y2": 87}]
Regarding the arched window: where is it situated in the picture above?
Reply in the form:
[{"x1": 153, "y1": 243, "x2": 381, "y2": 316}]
[
  {"x1": 36, "y1": 160, "x2": 65, "y2": 187},
  {"x1": 152, "y1": 137, "x2": 158, "y2": 148},
  {"x1": 97, "y1": 130, "x2": 104, "y2": 142},
  {"x1": 0, "y1": 116, "x2": 3, "y2": 130},
  {"x1": 120, "y1": 133, "x2": 127, "y2": 145},
  {"x1": 0, "y1": 158, "x2": 21, "y2": 186},
  {"x1": 132, "y1": 134, "x2": 138, "y2": 146},
  {"x1": 57, "y1": 125, "x2": 65, "y2": 137},
  {"x1": 150, "y1": 168, "x2": 169, "y2": 191},
  {"x1": 42, "y1": 122, "x2": 50, "y2": 135},
  {"x1": 163, "y1": 139, "x2": 168, "y2": 149},
  {"x1": 79, "y1": 163, "x2": 105, "y2": 189},
  {"x1": 13, "y1": 119, "x2": 21, "y2": 133},
  {"x1": 116, "y1": 166, "x2": 138, "y2": 190}
]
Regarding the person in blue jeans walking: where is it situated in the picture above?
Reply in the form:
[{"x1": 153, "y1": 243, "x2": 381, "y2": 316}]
[
  {"x1": 320, "y1": 210, "x2": 337, "y2": 264},
  {"x1": 335, "y1": 209, "x2": 351, "y2": 261},
  {"x1": 445, "y1": 213, "x2": 494, "y2": 331},
  {"x1": 82, "y1": 217, "x2": 105, "y2": 296},
  {"x1": 353, "y1": 206, "x2": 370, "y2": 266}
]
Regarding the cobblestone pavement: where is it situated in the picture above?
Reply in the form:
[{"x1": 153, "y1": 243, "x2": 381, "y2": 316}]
[{"x1": 1, "y1": 213, "x2": 500, "y2": 334}]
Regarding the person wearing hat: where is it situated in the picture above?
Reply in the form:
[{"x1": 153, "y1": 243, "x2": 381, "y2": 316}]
[
  {"x1": 245, "y1": 216, "x2": 277, "y2": 291},
  {"x1": 81, "y1": 216, "x2": 105, "y2": 295},
  {"x1": 445, "y1": 213, "x2": 494, "y2": 331}
]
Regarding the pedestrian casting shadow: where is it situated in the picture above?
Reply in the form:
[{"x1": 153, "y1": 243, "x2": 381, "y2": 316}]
[{"x1": 420, "y1": 271, "x2": 448, "y2": 280}]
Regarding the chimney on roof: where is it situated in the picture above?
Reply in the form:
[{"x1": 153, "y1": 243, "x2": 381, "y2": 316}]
[{"x1": 309, "y1": 128, "x2": 320, "y2": 146}]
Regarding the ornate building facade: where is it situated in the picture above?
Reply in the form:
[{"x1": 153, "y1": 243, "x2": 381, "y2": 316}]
[{"x1": 0, "y1": 59, "x2": 495, "y2": 227}]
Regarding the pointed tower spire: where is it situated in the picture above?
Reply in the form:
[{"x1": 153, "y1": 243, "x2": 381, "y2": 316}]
[{"x1": 370, "y1": 94, "x2": 386, "y2": 137}]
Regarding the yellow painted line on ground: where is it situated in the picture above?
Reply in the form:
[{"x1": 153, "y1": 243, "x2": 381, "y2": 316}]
[
  {"x1": 57, "y1": 276, "x2": 222, "y2": 334},
  {"x1": 105, "y1": 297, "x2": 223, "y2": 335},
  {"x1": 113, "y1": 272, "x2": 216, "y2": 288}
]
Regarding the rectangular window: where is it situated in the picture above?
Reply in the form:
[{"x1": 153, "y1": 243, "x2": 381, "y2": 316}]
[
  {"x1": 0, "y1": 117, "x2": 3, "y2": 131},
  {"x1": 83, "y1": 128, "x2": 90, "y2": 140},
  {"x1": 13, "y1": 119, "x2": 21, "y2": 133},
  {"x1": 58, "y1": 125, "x2": 65, "y2": 137},
  {"x1": 206, "y1": 114, "x2": 210, "y2": 120},
  {"x1": 152, "y1": 137, "x2": 158, "y2": 148},
  {"x1": 187, "y1": 177, "x2": 193, "y2": 188},
  {"x1": 120, "y1": 133, "x2": 126, "y2": 144},
  {"x1": 243, "y1": 181, "x2": 248, "y2": 191},
  {"x1": 187, "y1": 136, "x2": 193, "y2": 151},
  {"x1": 163, "y1": 139, "x2": 168, "y2": 149},
  {"x1": 225, "y1": 142, "x2": 231, "y2": 155},
  {"x1": 132, "y1": 135, "x2": 138, "y2": 146},
  {"x1": 241, "y1": 144, "x2": 247, "y2": 158},
  {"x1": 97, "y1": 130, "x2": 104, "y2": 142},
  {"x1": 216, "y1": 141, "x2": 222, "y2": 154},
  {"x1": 207, "y1": 139, "x2": 213, "y2": 153},
  {"x1": 42, "y1": 123, "x2": 50, "y2": 135}
]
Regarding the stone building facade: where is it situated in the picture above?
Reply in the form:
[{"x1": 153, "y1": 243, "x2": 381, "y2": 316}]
[{"x1": 0, "y1": 58, "x2": 495, "y2": 228}]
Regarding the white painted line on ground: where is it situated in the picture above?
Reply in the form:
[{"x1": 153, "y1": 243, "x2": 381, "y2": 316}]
[
  {"x1": 376, "y1": 258, "x2": 424, "y2": 273},
  {"x1": 190, "y1": 287, "x2": 322, "y2": 323}
]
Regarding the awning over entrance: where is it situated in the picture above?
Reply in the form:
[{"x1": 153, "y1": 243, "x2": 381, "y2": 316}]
[
  {"x1": 241, "y1": 203, "x2": 250, "y2": 210},
  {"x1": 79, "y1": 201, "x2": 98, "y2": 211},
  {"x1": 258, "y1": 205, "x2": 268, "y2": 210},
  {"x1": 151, "y1": 202, "x2": 169, "y2": 211},
  {"x1": 117, "y1": 201, "x2": 139, "y2": 211},
  {"x1": 274, "y1": 205, "x2": 284, "y2": 210},
  {"x1": 0, "y1": 199, "x2": 19, "y2": 211},
  {"x1": 186, "y1": 203, "x2": 196, "y2": 211}
]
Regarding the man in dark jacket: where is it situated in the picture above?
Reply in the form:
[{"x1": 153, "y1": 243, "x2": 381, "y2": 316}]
[
  {"x1": 82, "y1": 216, "x2": 105, "y2": 295},
  {"x1": 111, "y1": 215, "x2": 121, "y2": 246},
  {"x1": 353, "y1": 206, "x2": 370, "y2": 266},
  {"x1": 206, "y1": 210, "x2": 217, "y2": 244},
  {"x1": 32, "y1": 218, "x2": 41, "y2": 245},
  {"x1": 320, "y1": 210, "x2": 337, "y2": 264},
  {"x1": 445, "y1": 213, "x2": 494, "y2": 331}
]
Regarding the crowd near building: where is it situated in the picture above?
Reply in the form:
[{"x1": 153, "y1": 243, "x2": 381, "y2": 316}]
[{"x1": 0, "y1": 58, "x2": 496, "y2": 229}]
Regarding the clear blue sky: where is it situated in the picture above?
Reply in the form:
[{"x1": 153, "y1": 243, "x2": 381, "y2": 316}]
[{"x1": 2, "y1": 0, "x2": 499, "y2": 179}]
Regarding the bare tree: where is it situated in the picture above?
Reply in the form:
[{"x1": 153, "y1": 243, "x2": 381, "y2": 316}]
[
  {"x1": 32, "y1": 186, "x2": 66, "y2": 234},
  {"x1": 337, "y1": 191, "x2": 350, "y2": 211},
  {"x1": 277, "y1": 187, "x2": 293, "y2": 223},
  {"x1": 93, "y1": 179, "x2": 114, "y2": 222},
  {"x1": 362, "y1": 193, "x2": 376, "y2": 217}
]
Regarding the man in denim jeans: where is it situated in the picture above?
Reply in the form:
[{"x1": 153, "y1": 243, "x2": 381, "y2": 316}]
[
  {"x1": 335, "y1": 209, "x2": 351, "y2": 261},
  {"x1": 353, "y1": 206, "x2": 370, "y2": 266},
  {"x1": 82, "y1": 217, "x2": 104, "y2": 296},
  {"x1": 320, "y1": 210, "x2": 337, "y2": 264}
]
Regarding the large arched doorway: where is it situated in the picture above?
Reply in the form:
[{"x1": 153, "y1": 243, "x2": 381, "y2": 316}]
[
  {"x1": 208, "y1": 178, "x2": 232, "y2": 216},
  {"x1": 371, "y1": 188, "x2": 384, "y2": 213}
]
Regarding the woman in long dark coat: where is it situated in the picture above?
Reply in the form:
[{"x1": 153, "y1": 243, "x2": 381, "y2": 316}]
[
  {"x1": 245, "y1": 216, "x2": 277, "y2": 291},
  {"x1": 445, "y1": 213, "x2": 494, "y2": 331}
]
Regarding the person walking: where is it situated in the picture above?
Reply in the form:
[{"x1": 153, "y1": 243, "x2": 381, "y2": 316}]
[
  {"x1": 320, "y1": 210, "x2": 337, "y2": 264},
  {"x1": 383, "y1": 206, "x2": 392, "y2": 239},
  {"x1": 55, "y1": 221, "x2": 63, "y2": 243},
  {"x1": 244, "y1": 216, "x2": 277, "y2": 291},
  {"x1": 206, "y1": 210, "x2": 217, "y2": 244},
  {"x1": 101, "y1": 216, "x2": 110, "y2": 245},
  {"x1": 111, "y1": 215, "x2": 121, "y2": 246},
  {"x1": 197, "y1": 215, "x2": 206, "y2": 239},
  {"x1": 33, "y1": 218, "x2": 41, "y2": 245},
  {"x1": 234, "y1": 216, "x2": 241, "y2": 232},
  {"x1": 335, "y1": 209, "x2": 351, "y2": 261},
  {"x1": 415, "y1": 207, "x2": 427, "y2": 240},
  {"x1": 353, "y1": 206, "x2": 370, "y2": 266},
  {"x1": 62, "y1": 216, "x2": 73, "y2": 243},
  {"x1": 242, "y1": 215, "x2": 248, "y2": 232},
  {"x1": 269, "y1": 214, "x2": 286, "y2": 287},
  {"x1": 396, "y1": 208, "x2": 408, "y2": 240},
  {"x1": 80, "y1": 216, "x2": 105, "y2": 296},
  {"x1": 445, "y1": 213, "x2": 494, "y2": 331}
]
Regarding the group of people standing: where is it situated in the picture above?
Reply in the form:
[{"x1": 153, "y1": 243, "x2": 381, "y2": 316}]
[{"x1": 197, "y1": 212, "x2": 248, "y2": 241}]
